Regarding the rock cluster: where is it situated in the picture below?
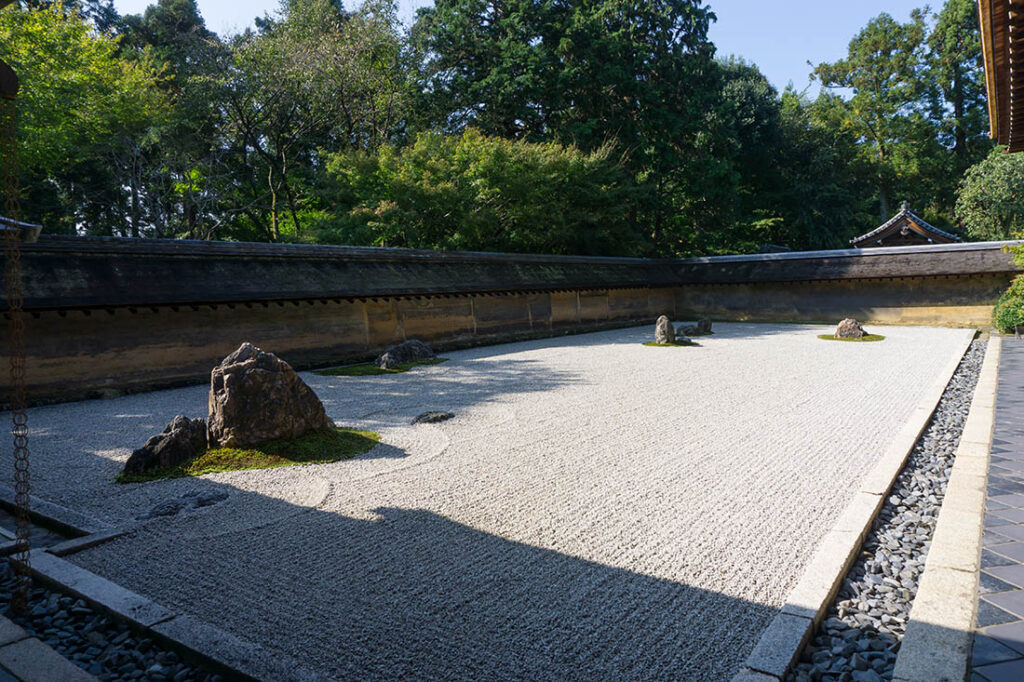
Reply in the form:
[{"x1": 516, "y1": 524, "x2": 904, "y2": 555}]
[
  {"x1": 787, "y1": 339, "x2": 986, "y2": 682},
  {"x1": 123, "y1": 415, "x2": 207, "y2": 475},
  {"x1": 654, "y1": 315, "x2": 675, "y2": 344},
  {"x1": 376, "y1": 339, "x2": 435, "y2": 370},
  {"x1": 0, "y1": 563, "x2": 219, "y2": 681},
  {"x1": 678, "y1": 318, "x2": 712, "y2": 336},
  {"x1": 208, "y1": 342, "x2": 333, "y2": 448},
  {"x1": 125, "y1": 342, "x2": 333, "y2": 474},
  {"x1": 835, "y1": 318, "x2": 868, "y2": 339}
]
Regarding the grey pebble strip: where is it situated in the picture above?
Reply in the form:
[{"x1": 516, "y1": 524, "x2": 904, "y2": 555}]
[
  {"x1": 787, "y1": 338, "x2": 988, "y2": 682},
  {"x1": 0, "y1": 564, "x2": 219, "y2": 682}
]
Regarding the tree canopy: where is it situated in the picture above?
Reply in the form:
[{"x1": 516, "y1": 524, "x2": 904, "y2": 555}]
[{"x1": 0, "y1": 0, "x2": 1000, "y2": 256}]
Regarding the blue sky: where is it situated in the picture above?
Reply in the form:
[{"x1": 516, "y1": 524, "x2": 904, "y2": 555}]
[{"x1": 112, "y1": 0, "x2": 931, "y2": 95}]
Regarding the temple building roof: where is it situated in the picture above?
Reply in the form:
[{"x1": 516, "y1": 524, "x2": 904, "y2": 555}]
[
  {"x1": 979, "y1": 0, "x2": 1024, "y2": 151},
  {"x1": 850, "y1": 203, "x2": 962, "y2": 248}
]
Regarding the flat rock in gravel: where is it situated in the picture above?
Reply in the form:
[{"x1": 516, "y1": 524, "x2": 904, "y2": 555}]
[
  {"x1": 208, "y1": 342, "x2": 332, "y2": 448},
  {"x1": 412, "y1": 411, "x2": 454, "y2": 425}
]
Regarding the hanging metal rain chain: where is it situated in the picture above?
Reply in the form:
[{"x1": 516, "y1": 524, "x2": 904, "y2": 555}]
[{"x1": 1, "y1": 53, "x2": 32, "y2": 614}]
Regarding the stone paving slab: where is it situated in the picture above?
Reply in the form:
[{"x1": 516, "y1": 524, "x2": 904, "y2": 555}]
[
  {"x1": 972, "y1": 338, "x2": 1024, "y2": 682},
  {"x1": 16, "y1": 323, "x2": 977, "y2": 680},
  {"x1": 0, "y1": 634, "x2": 95, "y2": 681}
]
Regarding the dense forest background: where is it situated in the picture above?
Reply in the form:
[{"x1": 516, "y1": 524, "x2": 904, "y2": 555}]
[{"x1": 0, "y1": 0, "x2": 1017, "y2": 255}]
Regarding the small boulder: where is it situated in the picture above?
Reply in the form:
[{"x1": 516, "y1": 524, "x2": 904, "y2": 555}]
[
  {"x1": 696, "y1": 317, "x2": 712, "y2": 335},
  {"x1": 208, "y1": 342, "x2": 333, "y2": 448},
  {"x1": 376, "y1": 339, "x2": 435, "y2": 370},
  {"x1": 678, "y1": 324, "x2": 699, "y2": 336},
  {"x1": 654, "y1": 315, "x2": 675, "y2": 344},
  {"x1": 835, "y1": 318, "x2": 868, "y2": 339},
  {"x1": 123, "y1": 415, "x2": 207, "y2": 475}
]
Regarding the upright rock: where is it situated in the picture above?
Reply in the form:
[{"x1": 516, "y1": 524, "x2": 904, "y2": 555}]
[
  {"x1": 124, "y1": 415, "x2": 207, "y2": 475},
  {"x1": 655, "y1": 315, "x2": 675, "y2": 344},
  {"x1": 208, "y1": 342, "x2": 333, "y2": 448},
  {"x1": 835, "y1": 318, "x2": 868, "y2": 339},
  {"x1": 376, "y1": 339, "x2": 435, "y2": 370},
  {"x1": 696, "y1": 317, "x2": 713, "y2": 335}
]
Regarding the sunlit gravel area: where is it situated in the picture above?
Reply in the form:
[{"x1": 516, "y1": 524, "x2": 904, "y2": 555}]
[{"x1": 19, "y1": 322, "x2": 974, "y2": 680}]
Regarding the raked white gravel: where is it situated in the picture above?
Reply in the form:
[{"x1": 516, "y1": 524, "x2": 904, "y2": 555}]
[{"x1": 17, "y1": 322, "x2": 974, "y2": 680}]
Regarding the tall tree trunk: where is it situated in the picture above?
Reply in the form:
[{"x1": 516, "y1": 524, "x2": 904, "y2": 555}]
[
  {"x1": 269, "y1": 165, "x2": 279, "y2": 242},
  {"x1": 953, "y1": 66, "x2": 967, "y2": 170}
]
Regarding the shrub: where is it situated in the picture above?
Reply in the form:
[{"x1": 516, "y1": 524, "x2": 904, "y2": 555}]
[
  {"x1": 956, "y1": 147, "x2": 1024, "y2": 241},
  {"x1": 993, "y1": 274, "x2": 1024, "y2": 334},
  {"x1": 313, "y1": 129, "x2": 640, "y2": 256}
]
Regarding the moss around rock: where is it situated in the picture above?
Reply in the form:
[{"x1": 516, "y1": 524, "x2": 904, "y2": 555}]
[
  {"x1": 993, "y1": 274, "x2": 1024, "y2": 334},
  {"x1": 314, "y1": 358, "x2": 448, "y2": 377},
  {"x1": 643, "y1": 340, "x2": 699, "y2": 347},
  {"x1": 817, "y1": 334, "x2": 886, "y2": 343},
  {"x1": 117, "y1": 427, "x2": 380, "y2": 483}
]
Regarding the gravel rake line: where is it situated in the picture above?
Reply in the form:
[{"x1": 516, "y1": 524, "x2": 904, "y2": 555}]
[{"x1": 787, "y1": 338, "x2": 988, "y2": 682}]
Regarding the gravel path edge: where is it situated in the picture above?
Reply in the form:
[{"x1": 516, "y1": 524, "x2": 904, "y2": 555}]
[
  {"x1": 734, "y1": 329, "x2": 978, "y2": 680},
  {"x1": 891, "y1": 335, "x2": 1002, "y2": 681}
]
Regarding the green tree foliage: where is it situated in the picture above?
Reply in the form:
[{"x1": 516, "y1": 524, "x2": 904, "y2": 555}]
[
  {"x1": 413, "y1": 0, "x2": 717, "y2": 254},
  {"x1": 0, "y1": 0, "x2": 997, "y2": 256},
  {"x1": 929, "y1": 0, "x2": 989, "y2": 173},
  {"x1": 955, "y1": 147, "x2": 1024, "y2": 241},
  {"x1": 813, "y1": 11, "x2": 938, "y2": 221},
  {"x1": 315, "y1": 129, "x2": 635, "y2": 255},
  {"x1": 0, "y1": 3, "x2": 169, "y2": 232},
  {"x1": 206, "y1": 0, "x2": 411, "y2": 241},
  {"x1": 993, "y1": 275, "x2": 1024, "y2": 334}
]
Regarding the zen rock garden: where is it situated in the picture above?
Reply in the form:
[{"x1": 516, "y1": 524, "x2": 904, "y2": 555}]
[{"x1": 7, "y1": 320, "x2": 999, "y2": 681}]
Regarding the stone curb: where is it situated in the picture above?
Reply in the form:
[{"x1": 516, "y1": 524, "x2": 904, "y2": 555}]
[
  {"x1": 14, "y1": 549, "x2": 328, "y2": 682},
  {"x1": 734, "y1": 329, "x2": 977, "y2": 681},
  {"x1": 45, "y1": 530, "x2": 126, "y2": 558},
  {"x1": 0, "y1": 485, "x2": 114, "y2": 538},
  {"x1": 891, "y1": 335, "x2": 1002, "y2": 682}
]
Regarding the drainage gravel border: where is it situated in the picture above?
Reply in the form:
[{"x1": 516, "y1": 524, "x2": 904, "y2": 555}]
[
  {"x1": 782, "y1": 336, "x2": 989, "y2": 681},
  {"x1": 891, "y1": 335, "x2": 1002, "y2": 681},
  {"x1": 734, "y1": 330, "x2": 978, "y2": 681}
]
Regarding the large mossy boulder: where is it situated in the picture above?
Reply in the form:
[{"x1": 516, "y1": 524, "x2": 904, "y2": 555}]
[
  {"x1": 208, "y1": 342, "x2": 333, "y2": 448},
  {"x1": 124, "y1": 415, "x2": 207, "y2": 475}
]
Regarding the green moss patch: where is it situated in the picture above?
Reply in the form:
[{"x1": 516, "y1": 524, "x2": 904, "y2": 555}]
[
  {"x1": 117, "y1": 427, "x2": 381, "y2": 483},
  {"x1": 313, "y1": 358, "x2": 448, "y2": 377},
  {"x1": 817, "y1": 334, "x2": 886, "y2": 343},
  {"x1": 643, "y1": 341, "x2": 700, "y2": 347}
]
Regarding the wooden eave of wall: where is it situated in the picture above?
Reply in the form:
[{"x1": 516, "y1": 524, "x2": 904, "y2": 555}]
[{"x1": 8, "y1": 236, "x2": 1020, "y2": 311}]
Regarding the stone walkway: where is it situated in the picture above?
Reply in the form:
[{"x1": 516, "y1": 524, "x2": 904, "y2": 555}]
[{"x1": 972, "y1": 337, "x2": 1024, "y2": 681}]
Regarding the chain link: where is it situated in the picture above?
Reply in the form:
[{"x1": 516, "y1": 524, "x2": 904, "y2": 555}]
[{"x1": 1, "y1": 88, "x2": 31, "y2": 613}]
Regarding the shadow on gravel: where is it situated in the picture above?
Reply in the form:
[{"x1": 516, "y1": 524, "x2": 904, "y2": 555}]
[{"x1": 64, "y1": 468, "x2": 781, "y2": 681}]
